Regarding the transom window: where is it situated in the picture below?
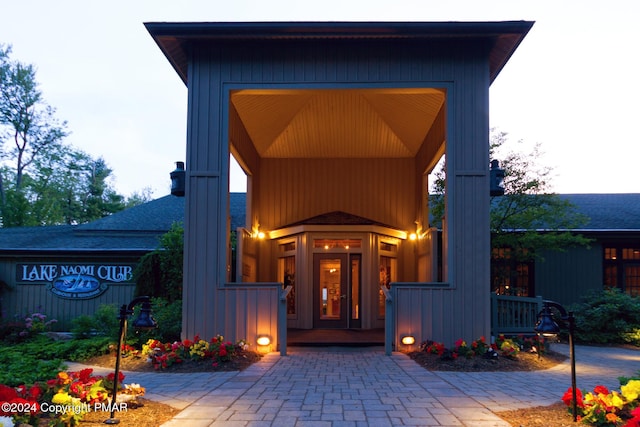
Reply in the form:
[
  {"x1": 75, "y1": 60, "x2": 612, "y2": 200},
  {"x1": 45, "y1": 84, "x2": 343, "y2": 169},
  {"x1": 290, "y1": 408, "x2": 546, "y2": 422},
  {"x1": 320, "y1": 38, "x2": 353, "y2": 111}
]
[{"x1": 314, "y1": 239, "x2": 361, "y2": 250}]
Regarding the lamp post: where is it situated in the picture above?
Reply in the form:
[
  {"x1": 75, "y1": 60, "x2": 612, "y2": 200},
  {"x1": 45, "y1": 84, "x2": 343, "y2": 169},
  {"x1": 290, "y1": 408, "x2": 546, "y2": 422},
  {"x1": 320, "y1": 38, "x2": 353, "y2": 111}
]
[
  {"x1": 105, "y1": 296, "x2": 157, "y2": 425},
  {"x1": 534, "y1": 300, "x2": 577, "y2": 422}
]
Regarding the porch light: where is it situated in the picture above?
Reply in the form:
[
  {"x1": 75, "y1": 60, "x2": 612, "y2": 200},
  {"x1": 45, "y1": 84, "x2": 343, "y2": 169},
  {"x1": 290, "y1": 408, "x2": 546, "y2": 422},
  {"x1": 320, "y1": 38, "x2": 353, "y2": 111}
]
[
  {"x1": 105, "y1": 296, "x2": 157, "y2": 424},
  {"x1": 170, "y1": 161, "x2": 185, "y2": 197},
  {"x1": 401, "y1": 335, "x2": 416, "y2": 345},
  {"x1": 409, "y1": 233, "x2": 417, "y2": 241},
  {"x1": 490, "y1": 159, "x2": 505, "y2": 196},
  {"x1": 534, "y1": 300, "x2": 578, "y2": 422},
  {"x1": 256, "y1": 336, "x2": 271, "y2": 346}
]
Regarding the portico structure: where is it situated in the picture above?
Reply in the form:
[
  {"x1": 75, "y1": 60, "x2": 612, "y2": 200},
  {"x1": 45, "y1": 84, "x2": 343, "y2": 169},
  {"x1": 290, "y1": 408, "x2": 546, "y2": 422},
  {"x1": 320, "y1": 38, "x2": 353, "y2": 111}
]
[{"x1": 146, "y1": 21, "x2": 533, "y2": 352}]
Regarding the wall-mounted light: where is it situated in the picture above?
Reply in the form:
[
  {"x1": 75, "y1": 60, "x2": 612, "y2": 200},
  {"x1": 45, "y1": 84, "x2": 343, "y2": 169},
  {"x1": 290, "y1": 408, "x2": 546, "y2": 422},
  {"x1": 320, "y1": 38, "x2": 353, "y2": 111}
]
[
  {"x1": 490, "y1": 159, "x2": 505, "y2": 196},
  {"x1": 409, "y1": 233, "x2": 417, "y2": 241},
  {"x1": 252, "y1": 223, "x2": 267, "y2": 239},
  {"x1": 401, "y1": 335, "x2": 416, "y2": 345},
  {"x1": 170, "y1": 161, "x2": 185, "y2": 197}
]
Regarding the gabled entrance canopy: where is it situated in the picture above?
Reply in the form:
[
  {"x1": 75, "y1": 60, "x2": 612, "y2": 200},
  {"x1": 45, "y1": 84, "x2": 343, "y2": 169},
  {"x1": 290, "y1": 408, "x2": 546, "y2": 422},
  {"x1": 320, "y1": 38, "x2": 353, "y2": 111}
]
[
  {"x1": 148, "y1": 21, "x2": 532, "y2": 164},
  {"x1": 146, "y1": 20, "x2": 534, "y2": 350}
]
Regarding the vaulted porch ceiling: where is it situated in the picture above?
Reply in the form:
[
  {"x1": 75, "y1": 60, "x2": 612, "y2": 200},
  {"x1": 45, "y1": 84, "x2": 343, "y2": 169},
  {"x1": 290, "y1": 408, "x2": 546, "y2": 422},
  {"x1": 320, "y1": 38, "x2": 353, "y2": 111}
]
[{"x1": 231, "y1": 88, "x2": 445, "y2": 158}]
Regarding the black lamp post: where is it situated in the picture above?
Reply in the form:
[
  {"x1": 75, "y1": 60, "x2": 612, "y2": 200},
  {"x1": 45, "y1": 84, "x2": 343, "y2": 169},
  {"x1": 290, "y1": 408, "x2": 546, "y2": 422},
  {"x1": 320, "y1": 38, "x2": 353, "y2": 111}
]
[
  {"x1": 105, "y1": 296, "x2": 157, "y2": 425},
  {"x1": 490, "y1": 159, "x2": 505, "y2": 196},
  {"x1": 534, "y1": 300, "x2": 578, "y2": 422}
]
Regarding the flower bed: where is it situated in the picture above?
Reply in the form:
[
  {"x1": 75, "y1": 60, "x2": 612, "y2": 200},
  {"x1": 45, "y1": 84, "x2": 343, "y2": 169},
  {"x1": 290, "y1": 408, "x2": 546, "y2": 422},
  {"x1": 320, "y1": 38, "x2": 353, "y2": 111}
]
[
  {"x1": 0, "y1": 368, "x2": 143, "y2": 426},
  {"x1": 562, "y1": 380, "x2": 640, "y2": 426}
]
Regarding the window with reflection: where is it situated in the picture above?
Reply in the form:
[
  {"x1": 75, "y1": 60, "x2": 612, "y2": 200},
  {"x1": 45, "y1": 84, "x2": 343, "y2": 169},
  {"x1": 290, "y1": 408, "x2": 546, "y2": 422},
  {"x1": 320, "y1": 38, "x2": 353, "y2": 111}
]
[
  {"x1": 278, "y1": 241, "x2": 296, "y2": 316},
  {"x1": 604, "y1": 245, "x2": 640, "y2": 296}
]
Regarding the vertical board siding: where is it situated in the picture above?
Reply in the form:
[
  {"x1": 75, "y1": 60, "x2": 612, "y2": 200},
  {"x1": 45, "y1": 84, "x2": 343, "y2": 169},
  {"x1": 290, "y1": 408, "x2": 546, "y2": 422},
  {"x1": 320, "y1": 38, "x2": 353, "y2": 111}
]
[
  {"x1": 183, "y1": 37, "x2": 494, "y2": 342},
  {"x1": 10, "y1": 284, "x2": 136, "y2": 331},
  {"x1": 393, "y1": 284, "x2": 455, "y2": 346},
  {"x1": 535, "y1": 246, "x2": 603, "y2": 306},
  {"x1": 443, "y1": 43, "x2": 492, "y2": 344},
  {"x1": 259, "y1": 158, "x2": 415, "y2": 230},
  {"x1": 218, "y1": 285, "x2": 280, "y2": 347}
]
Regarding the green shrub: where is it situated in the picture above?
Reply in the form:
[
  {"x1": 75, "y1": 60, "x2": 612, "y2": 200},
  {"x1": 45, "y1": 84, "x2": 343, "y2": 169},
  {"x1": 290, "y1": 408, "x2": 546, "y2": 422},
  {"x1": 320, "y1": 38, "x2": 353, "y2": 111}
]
[
  {"x1": 133, "y1": 223, "x2": 183, "y2": 302},
  {"x1": 0, "y1": 335, "x2": 114, "y2": 386},
  {"x1": 71, "y1": 314, "x2": 97, "y2": 339},
  {"x1": 71, "y1": 303, "x2": 119, "y2": 339},
  {"x1": 570, "y1": 288, "x2": 640, "y2": 344},
  {"x1": 0, "y1": 351, "x2": 65, "y2": 387}
]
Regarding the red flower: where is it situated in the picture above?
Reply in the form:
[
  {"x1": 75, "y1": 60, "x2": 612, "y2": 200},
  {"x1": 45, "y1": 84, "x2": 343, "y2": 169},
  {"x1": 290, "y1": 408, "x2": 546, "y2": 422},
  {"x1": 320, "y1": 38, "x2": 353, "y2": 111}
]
[
  {"x1": 77, "y1": 368, "x2": 94, "y2": 383},
  {"x1": 594, "y1": 385, "x2": 610, "y2": 395},
  {"x1": 219, "y1": 347, "x2": 228, "y2": 357},
  {"x1": 0, "y1": 384, "x2": 18, "y2": 401},
  {"x1": 28, "y1": 385, "x2": 42, "y2": 400},
  {"x1": 623, "y1": 408, "x2": 640, "y2": 427},
  {"x1": 106, "y1": 372, "x2": 125, "y2": 383},
  {"x1": 561, "y1": 387, "x2": 584, "y2": 408}
]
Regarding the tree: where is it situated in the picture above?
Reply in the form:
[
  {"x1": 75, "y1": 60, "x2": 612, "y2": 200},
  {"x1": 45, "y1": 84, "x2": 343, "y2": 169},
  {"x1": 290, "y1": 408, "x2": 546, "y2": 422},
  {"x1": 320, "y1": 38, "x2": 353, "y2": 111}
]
[
  {"x1": 133, "y1": 222, "x2": 184, "y2": 302},
  {"x1": 0, "y1": 44, "x2": 67, "y2": 192},
  {"x1": 0, "y1": 44, "x2": 136, "y2": 227},
  {"x1": 430, "y1": 129, "x2": 591, "y2": 264}
]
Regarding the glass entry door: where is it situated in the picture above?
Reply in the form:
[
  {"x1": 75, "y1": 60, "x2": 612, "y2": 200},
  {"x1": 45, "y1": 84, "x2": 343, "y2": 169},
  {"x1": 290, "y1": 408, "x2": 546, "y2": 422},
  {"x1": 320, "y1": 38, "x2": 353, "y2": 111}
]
[{"x1": 313, "y1": 253, "x2": 361, "y2": 329}]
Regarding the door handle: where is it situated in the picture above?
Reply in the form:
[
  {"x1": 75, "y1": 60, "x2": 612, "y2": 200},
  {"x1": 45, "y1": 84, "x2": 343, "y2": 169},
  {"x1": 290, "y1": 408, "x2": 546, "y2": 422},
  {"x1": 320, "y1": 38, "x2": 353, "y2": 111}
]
[{"x1": 340, "y1": 294, "x2": 347, "y2": 299}]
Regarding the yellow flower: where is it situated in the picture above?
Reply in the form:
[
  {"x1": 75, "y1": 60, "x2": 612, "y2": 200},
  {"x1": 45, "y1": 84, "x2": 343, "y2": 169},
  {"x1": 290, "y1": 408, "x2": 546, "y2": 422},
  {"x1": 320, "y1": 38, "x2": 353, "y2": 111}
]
[
  {"x1": 610, "y1": 391, "x2": 625, "y2": 409},
  {"x1": 622, "y1": 380, "x2": 640, "y2": 402},
  {"x1": 52, "y1": 390, "x2": 71, "y2": 404}
]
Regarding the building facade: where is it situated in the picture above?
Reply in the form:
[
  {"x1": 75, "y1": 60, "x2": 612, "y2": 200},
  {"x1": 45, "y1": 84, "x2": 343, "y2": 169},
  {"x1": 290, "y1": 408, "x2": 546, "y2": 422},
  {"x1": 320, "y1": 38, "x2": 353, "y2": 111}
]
[{"x1": 147, "y1": 21, "x2": 534, "y2": 350}]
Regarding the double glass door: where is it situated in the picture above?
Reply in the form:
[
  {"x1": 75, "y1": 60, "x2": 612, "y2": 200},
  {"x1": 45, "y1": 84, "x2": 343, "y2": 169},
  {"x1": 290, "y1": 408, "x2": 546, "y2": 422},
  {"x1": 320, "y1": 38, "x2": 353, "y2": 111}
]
[{"x1": 313, "y1": 253, "x2": 361, "y2": 329}]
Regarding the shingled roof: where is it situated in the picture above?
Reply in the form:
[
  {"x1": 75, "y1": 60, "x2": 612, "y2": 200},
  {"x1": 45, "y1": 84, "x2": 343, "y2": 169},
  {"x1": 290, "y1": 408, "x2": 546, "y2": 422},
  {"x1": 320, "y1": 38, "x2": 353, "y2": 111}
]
[
  {"x1": 0, "y1": 193, "x2": 637, "y2": 253},
  {"x1": 0, "y1": 193, "x2": 246, "y2": 252},
  {"x1": 561, "y1": 194, "x2": 640, "y2": 231}
]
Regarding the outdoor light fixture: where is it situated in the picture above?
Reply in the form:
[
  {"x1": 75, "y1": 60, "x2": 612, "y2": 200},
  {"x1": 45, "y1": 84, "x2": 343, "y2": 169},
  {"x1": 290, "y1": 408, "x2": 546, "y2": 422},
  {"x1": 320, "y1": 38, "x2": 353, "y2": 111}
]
[
  {"x1": 409, "y1": 233, "x2": 417, "y2": 241},
  {"x1": 256, "y1": 336, "x2": 271, "y2": 346},
  {"x1": 105, "y1": 296, "x2": 157, "y2": 425},
  {"x1": 170, "y1": 161, "x2": 185, "y2": 197},
  {"x1": 534, "y1": 300, "x2": 577, "y2": 422},
  {"x1": 490, "y1": 159, "x2": 505, "y2": 196},
  {"x1": 401, "y1": 335, "x2": 416, "y2": 345}
]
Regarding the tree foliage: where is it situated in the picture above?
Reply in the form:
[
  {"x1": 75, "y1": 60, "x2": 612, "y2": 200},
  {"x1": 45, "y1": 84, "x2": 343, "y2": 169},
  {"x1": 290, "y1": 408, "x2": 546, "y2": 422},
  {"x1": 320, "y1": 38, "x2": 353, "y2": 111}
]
[
  {"x1": 570, "y1": 288, "x2": 640, "y2": 345},
  {"x1": 430, "y1": 129, "x2": 591, "y2": 262},
  {"x1": 0, "y1": 44, "x2": 145, "y2": 226},
  {"x1": 133, "y1": 222, "x2": 184, "y2": 302},
  {"x1": 0, "y1": 44, "x2": 67, "y2": 191}
]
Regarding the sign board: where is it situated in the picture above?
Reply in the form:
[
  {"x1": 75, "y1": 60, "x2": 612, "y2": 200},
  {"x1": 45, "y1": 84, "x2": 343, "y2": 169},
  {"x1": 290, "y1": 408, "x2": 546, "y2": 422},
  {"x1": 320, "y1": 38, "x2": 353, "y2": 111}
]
[{"x1": 16, "y1": 264, "x2": 135, "y2": 299}]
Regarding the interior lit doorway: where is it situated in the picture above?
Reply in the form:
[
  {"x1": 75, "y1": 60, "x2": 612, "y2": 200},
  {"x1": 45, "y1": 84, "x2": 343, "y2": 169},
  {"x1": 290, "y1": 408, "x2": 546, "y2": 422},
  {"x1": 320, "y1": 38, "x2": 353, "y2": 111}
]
[{"x1": 313, "y1": 253, "x2": 361, "y2": 329}]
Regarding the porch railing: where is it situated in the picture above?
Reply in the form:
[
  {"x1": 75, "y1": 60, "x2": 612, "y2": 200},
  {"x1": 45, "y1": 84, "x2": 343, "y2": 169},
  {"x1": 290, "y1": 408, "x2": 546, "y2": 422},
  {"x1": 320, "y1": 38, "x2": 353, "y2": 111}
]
[{"x1": 490, "y1": 293, "x2": 544, "y2": 336}]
